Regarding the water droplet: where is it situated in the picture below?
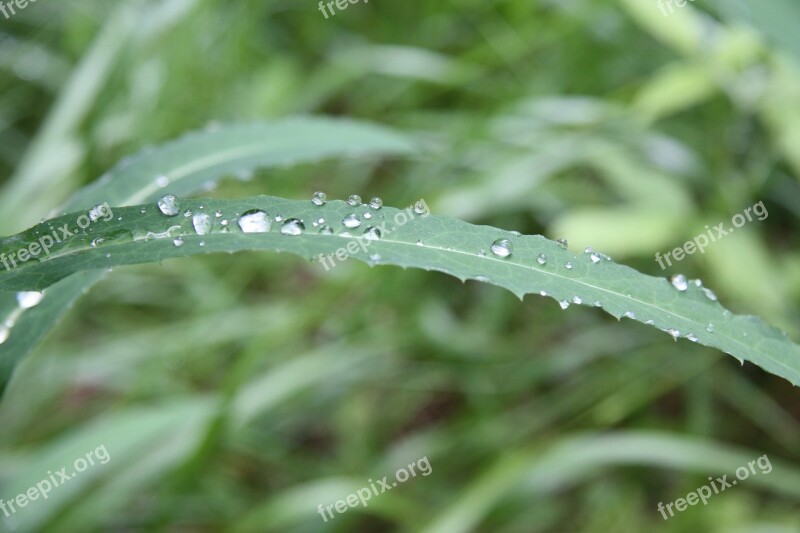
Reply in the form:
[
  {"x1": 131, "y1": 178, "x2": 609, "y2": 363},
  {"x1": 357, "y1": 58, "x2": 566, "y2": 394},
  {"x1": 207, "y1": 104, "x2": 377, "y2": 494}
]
[
  {"x1": 363, "y1": 212, "x2": 373, "y2": 220},
  {"x1": 559, "y1": 300, "x2": 570, "y2": 310},
  {"x1": 490, "y1": 239, "x2": 513, "y2": 258},
  {"x1": 670, "y1": 274, "x2": 688, "y2": 292},
  {"x1": 686, "y1": 333, "x2": 699, "y2": 342},
  {"x1": 369, "y1": 197, "x2": 383, "y2": 209},
  {"x1": 173, "y1": 237, "x2": 185, "y2": 247},
  {"x1": 312, "y1": 191, "x2": 327, "y2": 206},
  {"x1": 17, "y1": 291, "x2": 44, "y2": 309},
  {"x1": 215, "y1": 210, "x2": 223, "y2": 218},
  {"x1": 342, "y1": 214, "x2": 362, "y2": 229},
  {"x1": 140, "y1": 207, "x2": 147, "y2": 214},
  {"x1": 475, "y1": 275, "x2": 490, "y2": 283},
  {"x1": 155, "y1": 175, "x2": 169, "y2": 188},
  {"x1": 274, "y1": 215, "x2": 283, "y2": 223},
  {"x1": 192, "y1": 213, "x2": 213, "y2": 235},
  {"x1": 157, "y1": 194, "x2": 180, "y2": 216},
  {"x1": 416, "y1": 239, "x2": 424, "y2": 246},
  {"x1": 540, "y1": 290, "x2": 548, "y2": 296},
  {"x1": 565, "y1": 262, "x2": 573, "y2": 270},
  {"x1": 88, "y1": 204, "x2": 109, "y2": 222},
  {"x1": 414, "y1": 201, "x2": 427, "y2": 215},
  {"x1": 238, "y1": 210, "x2": 271, "y2": 233},
  {"x1": 623, "y1": 311, "x2": 636, "y2": 319},
  {"x1": 199, "y1": 241, "x2": 206, "y2": 247},
  {"x1": 667, "y1": 328, "x2": 680, "y2": 339},
  {"x1": 364, "y1": 226, "x2": 382, "y2": 241},
  {"x1": 535, "y1": 254, "x2": 547, "y2": 266},
  {"x1": 701, "y1": 287, "x2": 718, "y2": 301},
  {"x1": 510, "y1": 231, "x2": 522, "y2": 237},
  {"x1": 281, "y1": 218, "x2": 305, "y2": 236},
  {"x1": 593, "y1": 301, "x2": 602, "y2": 307},
  {"x1": 556, "y1": 238, "x2": 568, "y2": 248},
  {"x1": 572, "y1": 296, "x2": 583, "y2": 304},
  {"x1": 319, "y1": 226, "x2": 334, "y2": 235},
  {"x1": 91, "y1": 238, "x2": 105, "y2": 247},
  {"x1": 347, "y1": 194, "x2": 362, "y2": 206},
  {"x1": 645, "y1": 319, "x2": 655, "y2": 325},
  {"x1": 369, "y1": 253, "x2": 382, "y2": 263},
  {"x1": 706, "y1": 323, "x2": 715, "y2": 333}
]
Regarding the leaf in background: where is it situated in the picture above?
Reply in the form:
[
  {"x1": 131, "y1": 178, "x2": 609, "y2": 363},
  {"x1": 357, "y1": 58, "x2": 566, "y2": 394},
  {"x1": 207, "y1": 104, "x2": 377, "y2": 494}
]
[
  {"x1": 1, "y1": 195, "x2": 799, "y2": 386},
  {"x1": 0, "y1": 118, "x2": 416, "y2": 394}
]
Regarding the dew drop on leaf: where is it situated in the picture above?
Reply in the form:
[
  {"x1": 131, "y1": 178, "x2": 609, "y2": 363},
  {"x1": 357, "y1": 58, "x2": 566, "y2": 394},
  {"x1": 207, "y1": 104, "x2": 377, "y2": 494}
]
[
  {"x1": 347, "y1": 194, "x2": 362, "y2": 206},
  {"x1": 706, "y1": 323, "x2": 715, "y2": 333},
  {"x1": 238, "y1": 210, "x2": 271, "y2": 233},
  {"x1": 192, "y1": 213, "x2": 213, "y2": 235},
  {"x1": 537, "y1": 253, "x2": 547, "y2": 265},
  {"x1": 490, "y1": 239, "x2": 513, "y2": 258},
  {"x1": 17, "y1": 291, "x2": 44, "y2": 309},
  {"x1": 319, "y1": 226, "x2": 334, "y2": 235},
  {"x1": 157, "y1": 194, "x2": 180, "y2": 216},
  {"x1": 312, "y1": 191, "x2": 327, "y2": 206},
  {"x1": 556, "y1": 238, "x2": 568, "y2": 248},
  {"x1": 565, "y1": 262, "x2": 573, "y2": 270},
  {"x1": 414, "y1": 201, "x2": 427, "y2": 215},
  {"x1": 369, "y1": 197, "x2": 383, "y2": 209},
  {"x1": 343, "y1": 214, "x2": 362, "y2": 229},
  {"x1": 559, "y1": 300, "x2": 570, "y2": 310},
  {"x1": 173, "y1": 237, "x2": 185, "y2": 247},
  {"x1": 281, "y1": 218, "x2": 305, "y2": 236},
  {"x1": 364, "y1": 226, "x2": 382, "y2": 240},
  {"x1": 670, "y1": 274, "x2": 688, "y2": 292}
]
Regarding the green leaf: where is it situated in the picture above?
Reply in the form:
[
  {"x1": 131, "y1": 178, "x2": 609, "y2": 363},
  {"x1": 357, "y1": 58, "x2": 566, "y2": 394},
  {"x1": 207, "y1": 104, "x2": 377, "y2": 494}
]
[
  {"x1": 2, "y1": 195, "x2": 799, "y2": 387},
  {"x1": 0, "y1": 118, "x2": 415, "y2": 394}
]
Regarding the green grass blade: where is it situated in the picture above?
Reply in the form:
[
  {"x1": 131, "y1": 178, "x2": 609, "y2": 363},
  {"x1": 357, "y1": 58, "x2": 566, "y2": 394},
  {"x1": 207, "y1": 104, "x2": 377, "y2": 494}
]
[
  {"x1": 1, "y1": 195, "x2": 798, "y2": 386},
  {"x1": 0, "y1": 118, "x2": 415, "y2": 394}
]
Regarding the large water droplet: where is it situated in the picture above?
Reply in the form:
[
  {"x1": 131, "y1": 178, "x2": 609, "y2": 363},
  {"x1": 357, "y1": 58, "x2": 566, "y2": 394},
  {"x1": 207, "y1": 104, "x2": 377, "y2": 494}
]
[
  {"x1": 364, "y1": 226, "x2": 382, "y2": 240},
  {"x1": 670, "y1": 274, "x2": 688, "y2": 292},
  {"x1": 342, "y1": 214, "x2": 362, "y2": 229},
  {"x1": 537, "y1": 253, "x2": 547, "y2": 265},
  {"x1": 281, "y1": 218, "x2": 305, "y2": 236},
  {"x1": 17, "y1": 291, "x2": 44, "y2": 309},
  {"x1": 369, "y1": 197, "x2": 383, "y2": 209},
  {"x1": 490, "y1": 239, "x2": 513, "y2": 258},
  {"x1": 192, "y1": 213, "x2": 213, "y2": 235},
  {"x1": 312, "y1": 192, "x2": 327, "y2": 206},
  {"x1": 238, "y1": 210, "x2": 271, "y2": 233},
  {"x1": 347, "y1": 194, "x2": 362, "y2": 206},
  {"x1": 157, "y1": 194, "x2": 180, "y2": 217}
]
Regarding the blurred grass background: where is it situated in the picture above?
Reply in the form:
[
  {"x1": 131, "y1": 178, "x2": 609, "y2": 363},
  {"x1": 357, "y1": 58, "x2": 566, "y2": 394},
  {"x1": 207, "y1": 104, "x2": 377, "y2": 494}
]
[{"x1": 1, "y1": 0, "x2": 800, "y2": 531}]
